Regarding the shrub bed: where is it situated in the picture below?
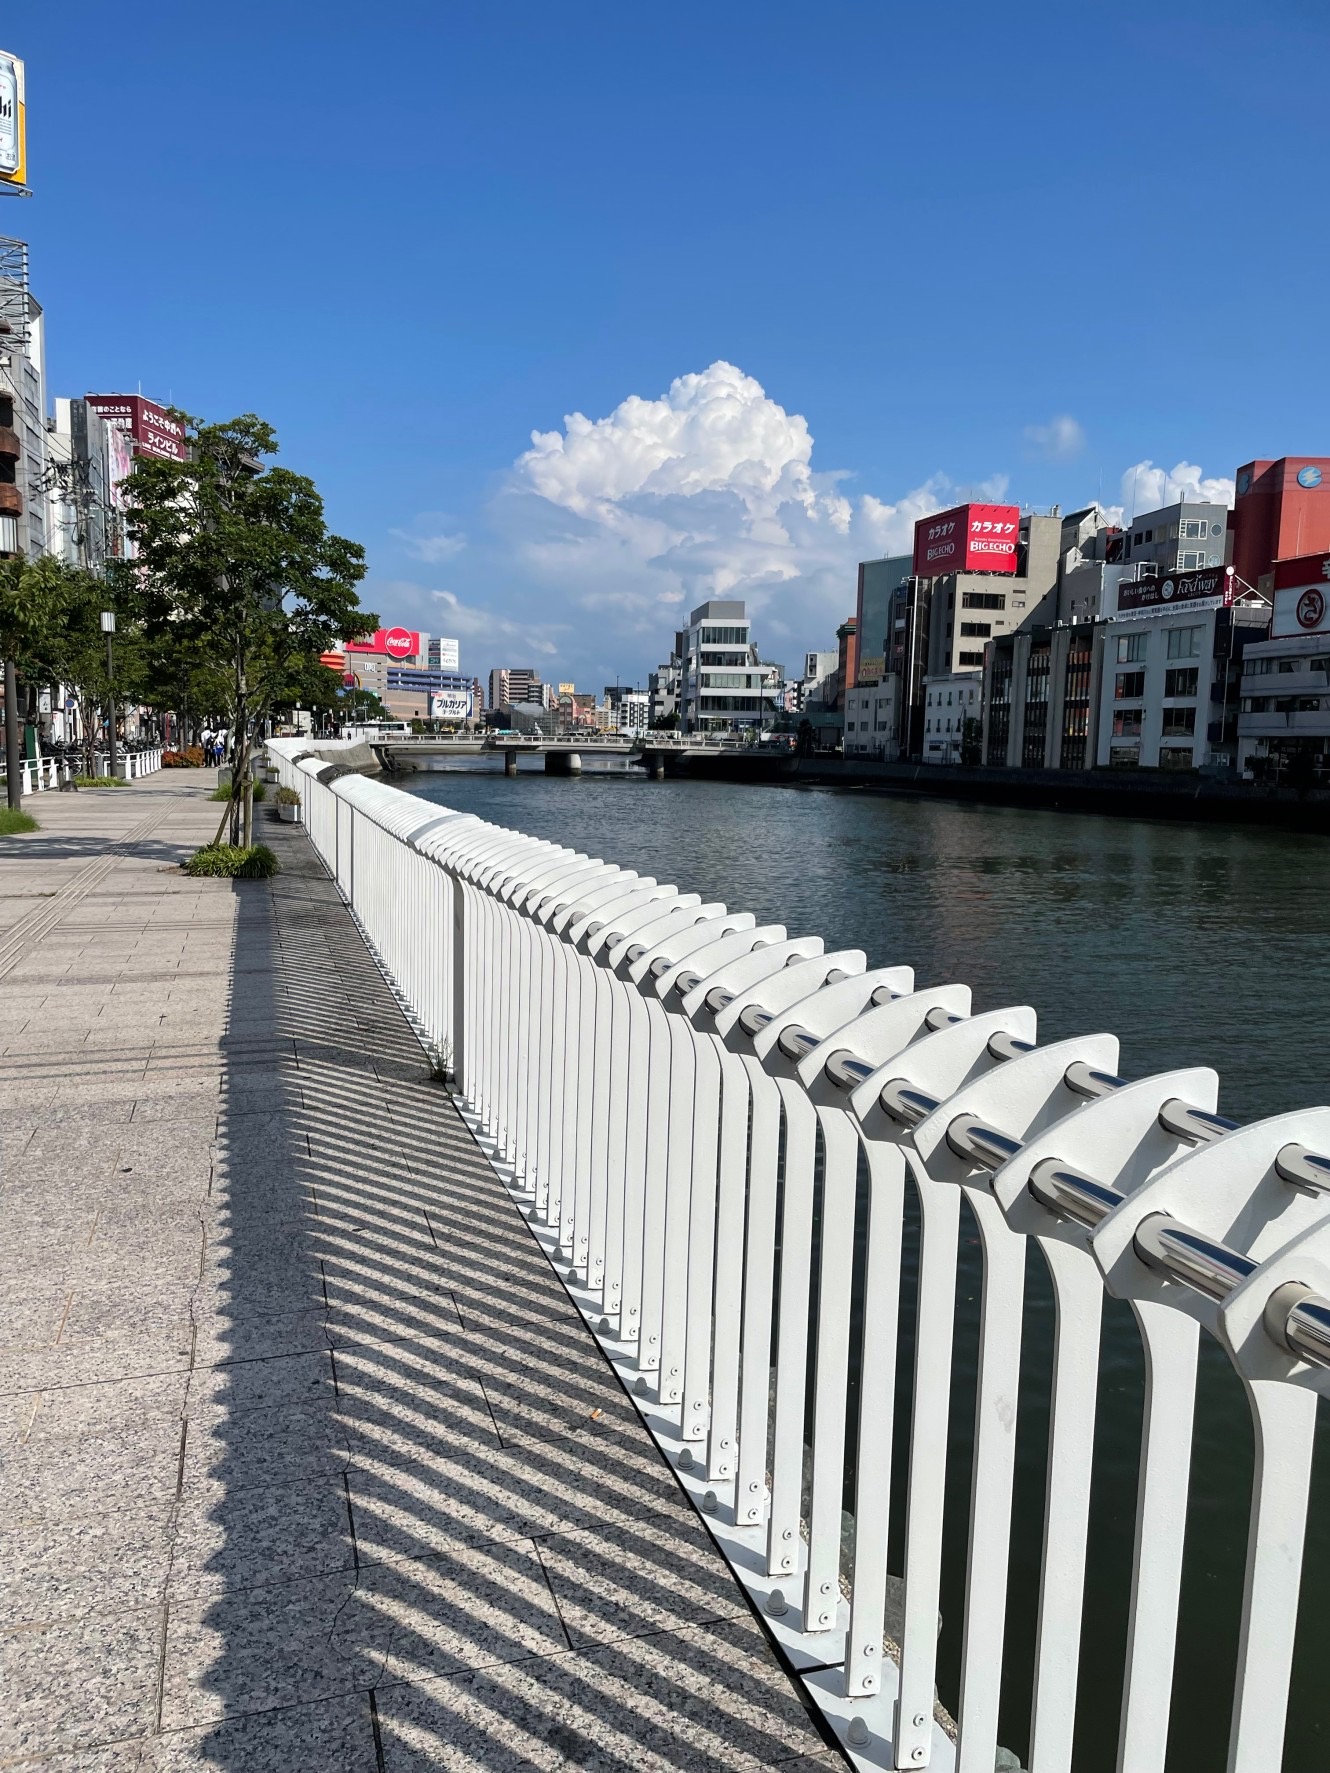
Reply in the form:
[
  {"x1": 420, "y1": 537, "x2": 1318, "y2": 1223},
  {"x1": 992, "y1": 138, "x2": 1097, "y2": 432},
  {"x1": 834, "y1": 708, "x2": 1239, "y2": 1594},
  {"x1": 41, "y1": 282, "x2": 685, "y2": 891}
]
[
  {"x1": 0, "y1": 808, "x2": 39, "y2": 835},
  {"x1": 162, "y1": 747, "x2": 206, "y2": 768},
  {"x1": 74, "y1": 775, "x2": 129, "y2": 788},
  {"x1": 182, "y1": 843, "x2": 280, "y2": 879},
  {"x1": 209, "y1": 779, "x2": 267, "y2": 802}
]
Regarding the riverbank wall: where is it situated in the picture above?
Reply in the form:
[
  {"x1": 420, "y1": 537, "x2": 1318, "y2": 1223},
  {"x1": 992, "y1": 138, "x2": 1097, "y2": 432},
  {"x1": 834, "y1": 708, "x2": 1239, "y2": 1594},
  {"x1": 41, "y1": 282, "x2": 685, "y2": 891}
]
[{"x1": 666, "y1": 749, "x2": 1330, "y2": 831}]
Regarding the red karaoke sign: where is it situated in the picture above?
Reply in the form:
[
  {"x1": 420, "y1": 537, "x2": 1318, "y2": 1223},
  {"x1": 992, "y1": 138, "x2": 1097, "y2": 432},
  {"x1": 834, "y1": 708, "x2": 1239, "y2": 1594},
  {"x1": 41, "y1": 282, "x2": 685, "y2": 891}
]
[{"x1": 913, "y1": 502, "x2": 1020, "y2": 577}]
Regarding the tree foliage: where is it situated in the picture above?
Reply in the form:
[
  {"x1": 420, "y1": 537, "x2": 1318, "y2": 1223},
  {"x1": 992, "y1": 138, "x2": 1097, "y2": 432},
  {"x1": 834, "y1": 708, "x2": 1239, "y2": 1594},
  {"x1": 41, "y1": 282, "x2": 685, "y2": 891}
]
[{"x1": 121, "y1": 413, "x2": 374, "y2": 839}]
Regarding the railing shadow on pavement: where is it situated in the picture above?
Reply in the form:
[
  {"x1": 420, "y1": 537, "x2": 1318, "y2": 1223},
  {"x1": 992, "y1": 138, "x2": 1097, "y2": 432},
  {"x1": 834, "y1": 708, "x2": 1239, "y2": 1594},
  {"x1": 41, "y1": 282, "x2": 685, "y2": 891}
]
[{"x1": 191, "y1": 826, "x2": 832, "y2": 1769}]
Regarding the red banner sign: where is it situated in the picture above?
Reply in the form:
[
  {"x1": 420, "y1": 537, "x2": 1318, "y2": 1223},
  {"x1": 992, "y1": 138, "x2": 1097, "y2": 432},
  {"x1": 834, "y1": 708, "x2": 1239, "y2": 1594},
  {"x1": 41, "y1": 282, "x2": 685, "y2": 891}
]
[{"x1": 913, "y1": 503, "x2": 1020, "y2": 576}]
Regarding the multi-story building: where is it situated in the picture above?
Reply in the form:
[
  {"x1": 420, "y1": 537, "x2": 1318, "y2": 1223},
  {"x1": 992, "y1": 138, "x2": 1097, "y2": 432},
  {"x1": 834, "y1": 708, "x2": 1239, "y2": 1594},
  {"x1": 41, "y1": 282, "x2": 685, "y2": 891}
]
[
  {"x1": 1055, "y1": 505, "x2": 1125, "y2": 624},
  {"x1": 488, "y1": 667, "x2": 551, "y2": 711},
  {"x1": 647, "y1": 658, "x2": 680, "y2": 727},
  {"x1": 925, "y1": 511, "x2": 1061, "y2": 677},
  {"x1": 1230, "y1": 458, "x2": 1330, "y2": 594},
  {"x1": 982, "y1": 622, "x2": 1103, "y2": 771},
  {"x1": 677, "y1": 599, "x2": 773, "y2": 732},
  {"x1": 604, "y1": 688, "x2": 649, "y2": 734},
  {"x1": 842, "y1": 679, "x2": 898, "y2": 758},
  {"x1": 1094, "y1": 568, "x2": 1268, "y2": 771},
  {"x1": 1118, "y1": 496, "x2": 1229, "y2": 579},
  {"x1": 45, "y1": 397, "x2": 119, "y2": 571},
  {"x1": 835, "y1": 618, "x2": 858, "y2": 707},
  {"x1": 383, "y1": 667, "x2": 476, "y2": 721},
  {"x1": 921, "y1": 671, "x2": 982, "y2": 765},
  {"x1": 1237, "y1": 549, "x2": 1330, "y2": 780},
  {"x1": 0, "y1": 246, "x2": 47, "y2": 561},
  {"x1": 797, "y1": 650, "x2": 838, "y2": 709},
  {"x1": 855, "y1": 556, "x2": 913, "y2": 685}
]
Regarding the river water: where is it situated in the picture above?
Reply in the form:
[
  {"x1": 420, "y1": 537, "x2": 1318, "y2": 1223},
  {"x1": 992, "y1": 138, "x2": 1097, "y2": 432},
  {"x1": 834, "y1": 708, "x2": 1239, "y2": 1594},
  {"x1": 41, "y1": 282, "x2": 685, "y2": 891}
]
[{"x1": 405, "y1": 761, "x2": 1329, "y2": 1771}]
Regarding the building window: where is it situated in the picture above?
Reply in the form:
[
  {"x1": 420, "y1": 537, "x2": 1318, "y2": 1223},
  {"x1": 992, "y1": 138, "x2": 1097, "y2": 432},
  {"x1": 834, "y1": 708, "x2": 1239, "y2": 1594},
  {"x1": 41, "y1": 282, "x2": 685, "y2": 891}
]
[
  {"x1": 1112, "y1": 708, "x2": 1144, "y2": 737},
  {"x1": 960, "y1": 622, "x2": 992, "y2": 638},
  {"x1": 1164, "y1": 666, "x2": 1198, "y2": 697},
  {"x1": 1159, "y1": 746, "x2": 1195, "y2": 769},
  {"x1": 1183, "y1": 519, "x2": 1204, "y2": 539},
  {"x1": 1110, "y1": 744, "x2": 1140, "y2": 768},
  {"x1": 1167, "y1": 625, "x2": 1204, "y2": 659},
  {"x1": 961, "y1": 592, "x2": 1005, "y2": 610},
  {"x1": 1161, "y1": 707, "x2": 1197, "y2": 737},
  {"x1": 1117, "y1": 632, "x2": 1148, "y2": 663},
  {"x1": 958, "y1": 651, "x2": 985, "y2": 666},
  {"x1": 1180, "y1": 551, "x2": 1204, "y2": 570},
  {"x1": 1115, "y1": 670, "x2": 1145, "y2": 700}
]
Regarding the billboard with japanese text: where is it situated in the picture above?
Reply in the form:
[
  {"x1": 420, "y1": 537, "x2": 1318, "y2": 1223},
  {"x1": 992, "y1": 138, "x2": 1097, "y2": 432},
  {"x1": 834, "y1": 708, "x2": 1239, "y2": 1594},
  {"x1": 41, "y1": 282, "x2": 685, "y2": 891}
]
[
  {"x1": 86, "y1": 394, "x2": 188, "y2": 464},
  {"x1": 430, "y1": 689, "x2": 472, "y2": 722},
  {"x1": 1115, "y1": 565, "x2": 1233, "y2": 618},
  {"x1": 913, "y1": 503, "x2": 1020, "y2": 576}
]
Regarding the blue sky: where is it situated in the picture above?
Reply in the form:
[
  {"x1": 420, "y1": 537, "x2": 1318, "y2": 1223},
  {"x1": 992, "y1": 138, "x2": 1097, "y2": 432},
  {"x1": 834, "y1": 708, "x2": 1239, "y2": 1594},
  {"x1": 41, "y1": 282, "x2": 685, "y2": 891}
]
[{"x1": 13, "y1": 1, "x2": 1330, "y2": 688}]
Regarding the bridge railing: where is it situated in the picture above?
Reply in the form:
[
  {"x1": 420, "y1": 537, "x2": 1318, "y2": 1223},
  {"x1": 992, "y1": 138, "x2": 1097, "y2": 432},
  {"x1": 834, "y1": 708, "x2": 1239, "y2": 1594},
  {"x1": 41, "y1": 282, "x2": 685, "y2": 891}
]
[{"x1": 267, "y1": 737, "x2": 1329, "y2": 1773}]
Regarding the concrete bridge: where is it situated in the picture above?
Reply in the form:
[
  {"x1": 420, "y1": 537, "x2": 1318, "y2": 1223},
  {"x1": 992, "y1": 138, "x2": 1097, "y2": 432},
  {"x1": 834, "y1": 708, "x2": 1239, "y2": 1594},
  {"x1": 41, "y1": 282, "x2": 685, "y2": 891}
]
[
  {"x1": 375, "y1": 732, "x2": 797, "y2": 779},
  {"x1": 265, "y1": 735, "x2": 1330, "y2": 1773}
]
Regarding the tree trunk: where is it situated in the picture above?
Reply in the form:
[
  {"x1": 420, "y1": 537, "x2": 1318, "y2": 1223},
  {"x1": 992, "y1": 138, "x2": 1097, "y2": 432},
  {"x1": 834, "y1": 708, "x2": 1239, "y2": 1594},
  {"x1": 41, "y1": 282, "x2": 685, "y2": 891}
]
[{"x1": 4, "y1": 659, "x2": 21, "y2": 810}]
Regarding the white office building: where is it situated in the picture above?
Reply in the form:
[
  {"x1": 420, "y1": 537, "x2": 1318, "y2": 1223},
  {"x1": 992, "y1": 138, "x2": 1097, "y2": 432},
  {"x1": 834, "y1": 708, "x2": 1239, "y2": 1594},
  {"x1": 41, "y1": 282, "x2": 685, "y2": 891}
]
[
  {"x1": 921, "y1": 672, "x2": 982, "y2": 764},
  {"x1": 1095, "y1": 569, "x2": 1268, "y2": 771},
  {"x1": 677, "y1": 599, "x2": 773, "y2": 732}
]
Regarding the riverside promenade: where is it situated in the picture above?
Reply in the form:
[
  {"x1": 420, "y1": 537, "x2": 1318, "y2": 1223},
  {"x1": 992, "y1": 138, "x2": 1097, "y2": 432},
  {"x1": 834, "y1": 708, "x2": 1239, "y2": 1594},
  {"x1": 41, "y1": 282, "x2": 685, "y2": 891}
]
[{"x1": 0, "y1": 773, "x2": 835, "y2": 1772}]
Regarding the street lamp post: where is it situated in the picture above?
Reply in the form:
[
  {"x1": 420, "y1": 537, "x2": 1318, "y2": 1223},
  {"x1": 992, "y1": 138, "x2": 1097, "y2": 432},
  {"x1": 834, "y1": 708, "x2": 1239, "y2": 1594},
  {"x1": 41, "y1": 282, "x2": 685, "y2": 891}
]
[{"x1": 101, "y1": 611, "x2": 116, "y2": 778}]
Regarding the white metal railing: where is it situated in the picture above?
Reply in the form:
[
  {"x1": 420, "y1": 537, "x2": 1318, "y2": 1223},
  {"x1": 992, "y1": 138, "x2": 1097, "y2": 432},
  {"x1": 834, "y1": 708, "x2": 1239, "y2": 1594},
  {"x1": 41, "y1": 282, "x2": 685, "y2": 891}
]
[{"x1": 268, "y1": 737, "x2": 1329, "y2": 1773}]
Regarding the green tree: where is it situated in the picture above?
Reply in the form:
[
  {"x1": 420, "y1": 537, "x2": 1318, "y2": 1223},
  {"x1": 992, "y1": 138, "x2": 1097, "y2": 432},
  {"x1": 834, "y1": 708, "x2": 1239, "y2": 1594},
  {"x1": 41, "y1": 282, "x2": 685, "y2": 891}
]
[
  {"x1": 0, "y1": 557, "x2": 145, "y2": 794},
  {"x1": 0, "y1": 555, "x2": 64, "y2": 805},
  {"x1": 121, "y1": 413, "x2": 373, "y2": 844}
]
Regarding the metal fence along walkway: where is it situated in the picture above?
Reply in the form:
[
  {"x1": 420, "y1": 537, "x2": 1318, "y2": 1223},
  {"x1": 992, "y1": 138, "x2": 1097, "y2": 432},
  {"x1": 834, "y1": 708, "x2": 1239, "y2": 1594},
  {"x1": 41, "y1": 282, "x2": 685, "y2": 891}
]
[{"x1": 269, "y1": 737, "x2": 1330, "y2": 1773}]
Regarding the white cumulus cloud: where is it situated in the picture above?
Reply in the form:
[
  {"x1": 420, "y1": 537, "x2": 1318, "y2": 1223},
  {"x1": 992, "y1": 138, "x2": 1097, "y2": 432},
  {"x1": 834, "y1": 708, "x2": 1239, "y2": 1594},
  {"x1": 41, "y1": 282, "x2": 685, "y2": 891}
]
[
  {"x1": 1118, "y1": 459, "x2": 1236, "y2": 522},
  {"x1": 1024, "y1": 415, "x2": 1086, "y2": 461},
  {"x1": 500, "y1": 361, "x2": 973, "y2": 663}
]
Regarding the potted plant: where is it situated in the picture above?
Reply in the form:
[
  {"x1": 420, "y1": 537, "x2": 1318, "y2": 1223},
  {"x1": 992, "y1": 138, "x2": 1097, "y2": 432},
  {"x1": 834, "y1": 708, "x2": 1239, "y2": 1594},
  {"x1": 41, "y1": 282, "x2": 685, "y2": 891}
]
[{"x1": 276, "y1": 785, "x2": 302, "y2": 823}]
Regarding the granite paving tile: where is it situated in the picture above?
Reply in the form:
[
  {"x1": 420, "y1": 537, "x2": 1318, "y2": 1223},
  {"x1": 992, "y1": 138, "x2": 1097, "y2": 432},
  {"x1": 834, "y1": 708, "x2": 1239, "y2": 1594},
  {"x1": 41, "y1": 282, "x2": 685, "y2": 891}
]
[
  {"x1": 374, "y1": 1614, "x2": 830, "y2": 1771},
  {"x1": 360, "y1": 1535, "x2": 571, "y2": 1684},
  {"x1": 534, "y1": 1514, "x2": 748, "y2": 1649},
  {"x1": 167, "y1": 1474, "x2": 356, "y2": 1600},
  {"x1": 180, "y1": 1397, "x2": 352, "y2": 1493},
  {"x1": 0, "y1": 1504, "x2": 174, "y2": 1624},
  {"x1": 0, "y1": 1416, "x2": 186, "y2": 1519},
  {"x1": 159, "y1": 1570, "x2": 389, "y2": 1729},
  {"x1": 0, "y1": 1603, "x2": 163, "y2": 1757}
]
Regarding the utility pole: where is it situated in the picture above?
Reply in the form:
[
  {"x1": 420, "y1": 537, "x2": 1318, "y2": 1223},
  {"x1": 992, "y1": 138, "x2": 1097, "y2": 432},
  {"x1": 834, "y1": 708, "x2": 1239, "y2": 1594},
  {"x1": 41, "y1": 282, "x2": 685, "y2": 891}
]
[{"x1": 101, "y1": 610, "x2": 117, "y2": 777}]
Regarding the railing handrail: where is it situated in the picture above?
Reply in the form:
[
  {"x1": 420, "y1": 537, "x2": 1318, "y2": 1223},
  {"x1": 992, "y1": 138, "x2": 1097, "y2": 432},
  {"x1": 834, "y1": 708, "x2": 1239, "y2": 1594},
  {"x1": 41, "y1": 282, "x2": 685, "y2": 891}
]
[{"x1": 266, "y1": 737, "x2": 1330, "y2": 1773}]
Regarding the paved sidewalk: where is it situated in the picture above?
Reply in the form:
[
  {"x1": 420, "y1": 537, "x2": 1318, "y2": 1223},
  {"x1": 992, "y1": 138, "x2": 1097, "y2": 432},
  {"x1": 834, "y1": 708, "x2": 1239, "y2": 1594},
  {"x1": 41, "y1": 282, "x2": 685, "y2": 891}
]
[{"x1": 0, "y1": 774, "x2": 835, "y2": 1771}]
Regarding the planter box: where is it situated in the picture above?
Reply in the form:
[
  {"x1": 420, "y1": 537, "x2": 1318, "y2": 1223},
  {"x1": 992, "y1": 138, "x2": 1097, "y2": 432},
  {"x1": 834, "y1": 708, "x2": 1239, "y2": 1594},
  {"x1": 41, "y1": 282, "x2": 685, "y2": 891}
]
[{"x1": 278, "y1": 802, "x2": 302, "y2": 823}]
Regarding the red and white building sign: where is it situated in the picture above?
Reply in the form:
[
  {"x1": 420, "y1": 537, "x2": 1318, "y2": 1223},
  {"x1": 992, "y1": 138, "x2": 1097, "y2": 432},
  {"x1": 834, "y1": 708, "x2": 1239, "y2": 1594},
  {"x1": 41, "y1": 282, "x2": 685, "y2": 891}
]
[
  {"x1": 1271, "y1": 553, "x2": 1330, "y2": 639},
  {"x1": 913, "y1": 502, "x2": 1020, "y2": 577},
  {"x1": 344, "y1": 627, "x2": 423, "y2": 663},
  {"x1": 86, "y1": 394, "x2": 188, "y2": 463}
]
